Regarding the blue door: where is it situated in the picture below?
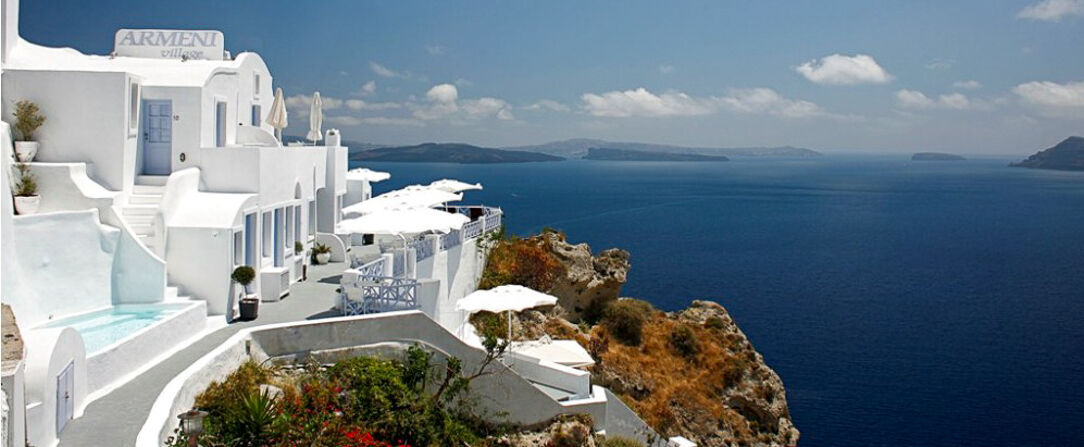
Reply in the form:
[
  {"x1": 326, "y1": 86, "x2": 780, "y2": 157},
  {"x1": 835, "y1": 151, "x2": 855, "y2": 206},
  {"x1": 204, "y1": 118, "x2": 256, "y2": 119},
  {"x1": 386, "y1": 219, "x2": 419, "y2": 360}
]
[{"x1": 142, "y1": 100, "x2": 172, "y2": 175}]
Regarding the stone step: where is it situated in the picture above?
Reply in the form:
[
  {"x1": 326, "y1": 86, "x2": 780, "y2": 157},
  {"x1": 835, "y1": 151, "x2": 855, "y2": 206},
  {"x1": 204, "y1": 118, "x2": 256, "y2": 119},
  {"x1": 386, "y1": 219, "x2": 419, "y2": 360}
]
[
  {"x1": 135, "y1": 175, "x2": 169, "y2": 186},
  {"x1": 132, "y1": 185, "x2": 166, "y2": 196},
  {"x1": 121, "y1": 205, "x2": 157, "y2": 216},
  {"x1": 130, "y1": 223, "x2": 156, "y2": 236},
  {"x1": 129, "y1": 194, "x2": 163, "y2": 205},
  {"x1": 125, "y1": 215, "x2": 154, "y2": 226}
]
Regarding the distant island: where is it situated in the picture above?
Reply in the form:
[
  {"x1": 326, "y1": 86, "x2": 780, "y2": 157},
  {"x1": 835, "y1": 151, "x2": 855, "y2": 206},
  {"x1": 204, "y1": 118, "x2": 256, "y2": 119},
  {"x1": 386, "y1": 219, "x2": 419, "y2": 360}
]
[
  {"x1": 348, "y1": 143, "x2": 563, "y2": 164},
  {"x1": 504, "y1": 138, "x2": 822, "y2": 159},
  {"x1": 584, "y1": 147, "x2": 729, "y2": 162},
  {"x1": 912, "y1": 152, "x2": 965, "y2": 161},
  {"x1": 1010, "y1": 136, "x2": 1084, "y2": 171}
]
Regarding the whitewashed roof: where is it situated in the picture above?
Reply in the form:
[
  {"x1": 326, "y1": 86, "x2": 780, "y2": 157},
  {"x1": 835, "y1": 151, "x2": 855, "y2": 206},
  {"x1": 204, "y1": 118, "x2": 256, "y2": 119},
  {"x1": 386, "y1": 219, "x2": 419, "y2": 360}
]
[{"x1": 5, "y1": 38, "x2": 257, "y2": 87}]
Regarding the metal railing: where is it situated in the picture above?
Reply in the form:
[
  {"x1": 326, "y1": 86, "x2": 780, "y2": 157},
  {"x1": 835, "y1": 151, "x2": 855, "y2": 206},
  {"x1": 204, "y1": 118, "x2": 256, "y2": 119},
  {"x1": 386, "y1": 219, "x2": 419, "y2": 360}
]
[
  {"x1": 462, "y1": 219, "x2": 483, "y2": 240},
  {"x1": 340, "y1": 276, "x2": 419, "y2": 315},
  {"x1": 356, "y1": 257, "x2": 385, "y2": 277},
  {"x1": 439, "y1": 229, "x2": 462, "y2": 250},
  {"x1": 484, "y1": 209, "x2": 502, "y2": 232},
  {"x1": 410, "y1": 238, "x2": 435, "y2": 261}
]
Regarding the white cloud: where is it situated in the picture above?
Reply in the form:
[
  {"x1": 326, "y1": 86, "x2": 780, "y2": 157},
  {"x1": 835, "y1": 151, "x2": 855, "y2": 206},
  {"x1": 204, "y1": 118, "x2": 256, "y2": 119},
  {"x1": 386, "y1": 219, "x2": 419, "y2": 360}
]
[
  {"x1": 1017, "y1": 0, "x2": 1084, "y2": 21},
  {"x1": 426, "y1": 84, "x2": 458, "y2": 103},
  {"x1": 719, "y1": 88, "x2": 826, "y2": 118},
  {"x1": 953, "y1": 80, "x2": 983, "y2": 89},
  {"x1": 411, "y1": 83, "x2": 515, "y2": 121},
  {"x1": 1012, "y1": 80, "x2": 1084, "y2": 117},
  {"x1": 580, "y1": 88, "x2": 715, "y2": 117},
  {"x1": 659, "y1": 64, "x2": 675, "y2": 74},
  {"x1": 796, "y1": 54, "x2": 893, "y2": 85},
  {"x1": 425, "y1": 45, "x2": 446, "y2": 55},
  {"x1": 326, "y1": 116, "x2": 363, "y2": 126},
  {"x1": 360, "y1": 80, "x2": 377, "y2": 96},
  {"x1": 461, "y1": 98, "x2": 515, "y2": 120},
  {"x1": 524, "y1": 100, "x2": 571, "y2": 112},
  {"x1": 925, "y1": 58, "x2": 955, "y2": 71},
  {"x1": 895, "y1": 89, "x2": 978, "y2": 110},
  {"x1": 369, "y1": 62, "x2": 397, "y2": 78},
  {"x1": 359, "y1": 117, "x2": 425, "y2": 127}
]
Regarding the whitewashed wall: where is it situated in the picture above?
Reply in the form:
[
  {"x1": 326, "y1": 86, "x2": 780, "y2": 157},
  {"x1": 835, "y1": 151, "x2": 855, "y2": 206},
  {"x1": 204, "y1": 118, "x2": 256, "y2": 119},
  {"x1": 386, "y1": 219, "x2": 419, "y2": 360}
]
[{"x1": 1, "y1": 69, "x2": 139, "y2": 191}]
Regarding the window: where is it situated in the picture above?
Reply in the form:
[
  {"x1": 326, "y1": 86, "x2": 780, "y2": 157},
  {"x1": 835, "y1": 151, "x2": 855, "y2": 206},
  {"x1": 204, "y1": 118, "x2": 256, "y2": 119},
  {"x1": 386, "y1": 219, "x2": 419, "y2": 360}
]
[
  {"x1": 285, "y1": 206, "x2": 295, "y2": 254},
  {"x1": 274, "y1": 208, "x2": 284, "y2": 267},
  {"x1": 254, "y1": 74, "x2": 261, "y2": 96},
  {"x1": 262, "y1": 212, "x2": 273, "y2": 258},
  {"x1": 245, "y1": 214, "x2": 257, "y2": 267},
  {"x1": 308, "y1": 201, "x2": 316, "y2": 236},
  {"x1": 251, "y1": 104, "x2": 261, "y2": 127},
  {"x1": 215, "y1": 101, "x2": 227, "y2": 147},
  {"x1": 233, "y1": 231, "x2": 244, "y2": 265},
  {"x1": 294, "y1": 205, "x2": 302, "y2": 243},
  {"x1": 128, "y1": 81, "x2": 141, "y2": 134}
]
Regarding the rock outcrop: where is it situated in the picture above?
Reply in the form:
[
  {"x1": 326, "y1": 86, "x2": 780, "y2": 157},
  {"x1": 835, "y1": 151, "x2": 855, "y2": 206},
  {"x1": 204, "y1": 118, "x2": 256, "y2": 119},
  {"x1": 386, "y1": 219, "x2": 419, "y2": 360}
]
[{"x1": 541, "y1": 232, "x2": 630, "y2": 321}]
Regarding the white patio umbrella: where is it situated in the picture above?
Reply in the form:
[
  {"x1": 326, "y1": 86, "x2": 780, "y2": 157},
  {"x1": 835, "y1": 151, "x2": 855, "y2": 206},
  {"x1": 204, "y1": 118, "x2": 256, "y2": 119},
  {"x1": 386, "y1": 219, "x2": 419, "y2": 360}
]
[
  {"x1": 306, "y1": 91, "x2": 323, "y2": 144},
  {"x1": 265, "y1": 87, "x2": 288, "y2": 142},
  {"x1": 346, "y1": 167, "x2": 391, "y2": 183},
  {"x1": 342, "y1": 189, "x2": 462, "y2": 217},
  {"x1": 336, "y1": 207, "x2": 469, "y2": 235},
  {"x1": 428, "y1": 179, "x2": 483, "y2": 193},
  {"x1": 457, "y1": 285, "x2": 559, "y2": 343}
]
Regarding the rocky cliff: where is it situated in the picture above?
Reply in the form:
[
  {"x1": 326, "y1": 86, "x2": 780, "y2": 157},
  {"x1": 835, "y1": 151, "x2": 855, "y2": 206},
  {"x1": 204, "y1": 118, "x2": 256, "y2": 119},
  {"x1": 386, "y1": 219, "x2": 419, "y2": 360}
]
[
  {"x1": 1011, "y1": 136, "x2": 1084, "y2": 171},
  {"x1": 478, "y1": 232, "x2": 799, "y2": 446}
]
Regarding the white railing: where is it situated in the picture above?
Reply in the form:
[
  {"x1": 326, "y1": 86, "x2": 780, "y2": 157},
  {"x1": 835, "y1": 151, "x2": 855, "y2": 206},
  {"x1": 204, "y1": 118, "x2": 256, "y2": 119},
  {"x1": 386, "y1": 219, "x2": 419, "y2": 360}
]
[
  {"x1": 439, "y1": 229, "x2": 462, "y2": 250},
  {"x1": 462, "y1": 219, "x2": 483, "y2": 240},
  {"x1": 340, "y1": 276, "x2": 419, "y2": 315},
  {"x1": 485, "y1": 209, "x2": 502, "y2": 233},
  {"x1": 410, "y1": 238, "x2": 435, "y2": 261},
  {"x1": 356, "y1": 257, "x2": 385, "y2": 277}
]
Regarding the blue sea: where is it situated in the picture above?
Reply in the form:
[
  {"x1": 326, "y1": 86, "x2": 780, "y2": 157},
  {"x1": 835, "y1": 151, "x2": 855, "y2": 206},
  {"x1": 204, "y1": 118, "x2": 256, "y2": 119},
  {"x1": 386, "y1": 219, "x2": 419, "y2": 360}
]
[{"x1": 358, "y1": 156, "x2": 1084, "y2": 446}]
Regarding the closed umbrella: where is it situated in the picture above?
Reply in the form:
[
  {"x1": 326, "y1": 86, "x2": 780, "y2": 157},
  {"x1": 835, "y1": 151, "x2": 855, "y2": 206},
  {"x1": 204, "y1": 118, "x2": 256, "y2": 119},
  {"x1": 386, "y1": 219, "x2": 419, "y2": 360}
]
[
  {"x1": 265, "y1": 87, "x2": 288, "y2": 142},
  {"x1": 428, "y1": 179, "x2": 483, "y2": 193},
  {"x1": 457, "y1": 285, "x2": 559, "y2": 343},
  {"x1": 306, "y1": 91, "x2": 323, "y2": 144}
]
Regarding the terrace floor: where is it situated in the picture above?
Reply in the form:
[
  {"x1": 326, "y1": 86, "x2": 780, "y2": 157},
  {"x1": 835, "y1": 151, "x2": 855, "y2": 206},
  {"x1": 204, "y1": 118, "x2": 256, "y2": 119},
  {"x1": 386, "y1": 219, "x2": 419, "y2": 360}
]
[{"x1": 57, "y1": 261, "x2": 349, "y2": 447}]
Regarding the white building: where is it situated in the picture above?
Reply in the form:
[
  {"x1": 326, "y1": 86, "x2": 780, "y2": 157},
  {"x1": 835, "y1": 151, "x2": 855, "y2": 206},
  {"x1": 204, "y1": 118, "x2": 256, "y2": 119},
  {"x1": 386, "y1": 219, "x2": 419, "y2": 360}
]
[{"x1": 0, "y1": 0, "x2": 348, "y2": 444}]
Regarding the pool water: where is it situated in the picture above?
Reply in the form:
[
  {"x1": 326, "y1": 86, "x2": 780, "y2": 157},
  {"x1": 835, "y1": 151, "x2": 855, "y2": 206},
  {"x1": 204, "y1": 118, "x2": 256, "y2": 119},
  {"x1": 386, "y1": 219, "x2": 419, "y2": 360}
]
[{"x1": 42, "y1": 304, "x2": 186, "y2": 354}]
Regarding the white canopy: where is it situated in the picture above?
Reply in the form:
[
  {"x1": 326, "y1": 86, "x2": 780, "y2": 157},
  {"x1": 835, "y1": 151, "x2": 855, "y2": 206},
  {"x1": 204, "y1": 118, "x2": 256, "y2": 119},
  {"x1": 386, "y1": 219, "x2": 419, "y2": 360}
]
[
  {"x1": 512, "y1": 340, "x2": 596, "y2": 368},
  {"x1": 336, "y1": 207, "x2": 469, "y2": 235},
  {"x1": 457, "y1": 285, "x2": 559, "y2": 314},
  {"x1": 265, "y1": 87, "x2": 288, "y2": 140},
  {"x1": 306, "y1": 91, "x2": 323, "y2": 143},
  {"x1": 342, "y1": 189, "x2": 462, "y2": 216},
  {"x1": 346, "y1": 167, "x2": 391, "y2": 183},
  {"x1": 428, "y1": 179, "x2": 483, "y2": 193}
]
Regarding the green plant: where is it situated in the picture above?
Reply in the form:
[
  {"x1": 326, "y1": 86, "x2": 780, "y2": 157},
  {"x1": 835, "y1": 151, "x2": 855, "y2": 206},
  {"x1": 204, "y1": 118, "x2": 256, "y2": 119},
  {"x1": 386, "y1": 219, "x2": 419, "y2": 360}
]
[
  {"x1": 668, "y1": 324, "x2": 699, "y2": 359},
  {"x1": 600, "y1": 435, "x2": 646, "y2": 447},
  {"x1": 313, "y1": 243, "x2": 331, "y2": 254},
  {"x1": 601, "y1": 299, "x2": 654, "y2": 346},
  {"x1": 231, "y1": 265, "x2": 256, "y2": 288},
  {"x1": 294, "y1": 241, "x2": 303, "y2": 255},
  {"x1": 12, "y1": 163, "x2": 37, "y2": 197},
  {"x1": 12, "y1": 100, "x2": 45, "y2": 141},
  {"x1": 705, "y1": 316, "x2": 727, "y2": 331},
  {"x1": 223, "y1": 389, "x2": 281, "y2": 447}
]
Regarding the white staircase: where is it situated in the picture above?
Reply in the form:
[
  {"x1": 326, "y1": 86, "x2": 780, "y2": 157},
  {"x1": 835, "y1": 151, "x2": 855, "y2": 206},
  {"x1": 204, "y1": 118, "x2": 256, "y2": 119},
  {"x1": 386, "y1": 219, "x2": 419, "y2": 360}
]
[{"x1": 122, "y1": 182, "x2": 167, "y2": 251}]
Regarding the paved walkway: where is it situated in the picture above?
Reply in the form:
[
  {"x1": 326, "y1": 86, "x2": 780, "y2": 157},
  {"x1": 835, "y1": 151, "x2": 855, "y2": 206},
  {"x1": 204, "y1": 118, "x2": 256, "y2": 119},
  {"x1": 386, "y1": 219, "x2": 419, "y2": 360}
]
[{"x1": 58, "y1": 261, "x2": 348, "y2": 447}]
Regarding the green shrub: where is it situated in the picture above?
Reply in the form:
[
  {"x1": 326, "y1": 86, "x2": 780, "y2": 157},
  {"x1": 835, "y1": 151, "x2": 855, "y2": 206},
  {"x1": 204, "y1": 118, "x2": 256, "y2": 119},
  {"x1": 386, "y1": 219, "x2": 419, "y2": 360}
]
[
  {"x1": 601, "y1": 435, "x2": 646, "y2": 447},
  {"x1": 601, "y1": 299, "x2": 654, "y2": 346},
  {"x1": 294, "y1": 241, "x2": 303, "y2": 254},
  {"x1": 12, "y1": 100, "x2": 45, "y2": 141},
  {"x1": 669, "y1": 324, "x2": 699, "y2": 359},
  {"x1": 230, "y1": 266, "x2": 256, "y2": 288},
  {"x1": 313, "y1": 243, "x2": 332, "y2": 254},
  {"x1": 12, "y1": 163, "x2": 37, "y2": 197},
  {"x1": 705, "y1": 316, "x2": 727, "y2": 331}
]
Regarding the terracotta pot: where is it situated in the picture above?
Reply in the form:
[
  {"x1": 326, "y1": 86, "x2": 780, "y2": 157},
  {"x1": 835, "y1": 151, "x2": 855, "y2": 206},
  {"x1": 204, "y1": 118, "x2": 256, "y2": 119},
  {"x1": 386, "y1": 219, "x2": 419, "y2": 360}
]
[
  {"x1": 316, "y1": 252, "x2": 331, "y2": 264},
  {"x1": 14, "y1": 195, "x2": 40, "y2": 215},
  {"x1": 14, "y1": 141, "x2": 39, "y2": 162}
]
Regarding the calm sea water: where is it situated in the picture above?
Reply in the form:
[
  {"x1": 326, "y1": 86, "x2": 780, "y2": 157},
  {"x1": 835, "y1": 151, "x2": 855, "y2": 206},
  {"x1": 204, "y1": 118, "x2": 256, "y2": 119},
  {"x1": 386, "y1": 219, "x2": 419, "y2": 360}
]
[{"x1": 357, "y1": 156, "x2": 1084, "y2": 446}]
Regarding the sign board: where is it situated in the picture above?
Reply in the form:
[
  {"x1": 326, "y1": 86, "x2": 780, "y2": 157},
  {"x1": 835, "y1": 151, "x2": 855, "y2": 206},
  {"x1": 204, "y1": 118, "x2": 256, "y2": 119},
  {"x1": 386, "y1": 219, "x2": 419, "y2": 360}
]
[{"x1": 114, "y1": 29, "x2": 225, "y2": 60}]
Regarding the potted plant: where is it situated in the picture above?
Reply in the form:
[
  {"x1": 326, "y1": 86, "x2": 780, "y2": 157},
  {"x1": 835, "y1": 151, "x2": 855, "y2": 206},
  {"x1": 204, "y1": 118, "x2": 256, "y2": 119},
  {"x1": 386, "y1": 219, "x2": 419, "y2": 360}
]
[
  {"x1": 12, "y1": 100, "x2": 45, "y2": 162},
  {"x1": 294, "y1": 240, "x2": 303, "y2": 256},
  {"x1": 312, "y1": 243, "x2": 331, "y2": 264},
  {"x1": 12, "y1": 162, "x2": 39, "y2": 215},
  {"x1": 232, "y1": 265, "x2": 258, "y2": 320}
]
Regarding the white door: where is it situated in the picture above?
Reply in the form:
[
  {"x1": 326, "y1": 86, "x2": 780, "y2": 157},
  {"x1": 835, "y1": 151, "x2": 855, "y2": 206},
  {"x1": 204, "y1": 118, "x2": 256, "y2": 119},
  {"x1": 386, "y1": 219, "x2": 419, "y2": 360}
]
[
  {"x1": 141, "y1": 100, "x2": 172, "y2": 175},
  {"x1": 56, "y1": 361, "x2": 74, "y2": 434}
]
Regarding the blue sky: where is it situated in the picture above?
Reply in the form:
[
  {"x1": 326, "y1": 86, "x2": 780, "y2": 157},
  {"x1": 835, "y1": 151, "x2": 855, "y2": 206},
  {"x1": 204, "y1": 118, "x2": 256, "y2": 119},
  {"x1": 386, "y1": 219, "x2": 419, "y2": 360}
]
[{"x1": 19, "y1": 0, "x2": 1084, "y2": 154}]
